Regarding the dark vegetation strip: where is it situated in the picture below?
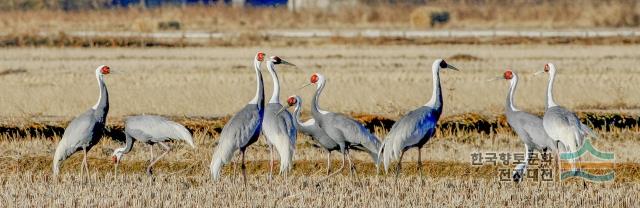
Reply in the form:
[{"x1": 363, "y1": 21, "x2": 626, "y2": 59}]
[
  {"x1": 3, "y1": 33, "x2": 640, "y2": 48},
  {"x1": 1, "y1": 112, "x2": 638, "y2": 141}
]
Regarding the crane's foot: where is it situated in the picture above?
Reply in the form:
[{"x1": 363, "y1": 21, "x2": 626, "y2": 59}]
[
  {"x1": 512, "y1": 171, "x2": 523, "y2": 183},
  {"x1": 146, "y1": 167, "x2": 154, "y2": 176}
]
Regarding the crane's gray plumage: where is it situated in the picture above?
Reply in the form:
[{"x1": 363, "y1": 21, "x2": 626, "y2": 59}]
[
  {"x1": 308, "y1": 73, "x2": 380, "y2": 181},
  {"x1": 210, "y1": 52, "x2": 265, "y2": 181},
  {"x1": 112, "y1": 115, "x2": 195, "y2": 175},
  {"x1": 262, "y1": 56, "x2": 296, "y2": 177},
  {"x1": 540, "y1": 63, "x2": 595, "y2": 173},
  {"x1": 379, "y1": 59, "x2": 457, "y2": 178},
  {"x1": 501, "y1": 70, "x2": 556, "y2": 182},
  {"x1": 53, "y1": 65, "x2": 111, "y2": 176},
  {"x1": 284, "y1": 95, "x2": 339, "y2": 174}
]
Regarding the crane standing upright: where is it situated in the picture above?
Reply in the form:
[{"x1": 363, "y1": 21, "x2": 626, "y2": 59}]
[
  {"x1": 262, "y1": 56, "x2": 297, "y2": 179},
  {"x1": 111, "y1": 115, "x2": 195, "y2": 175},
  {"x1": 53, "y1": 65, "x2": 112, "y2": 178},
  {"x1": 539, "y1": 63, "x2": 596, "y2": 174},
  {"x1": 378, "y1": 59, "x2": 458, "y2": 180},
  {"x1": 499, "y1": 70, "x2": 556, "y2": 182},
  {"x1": 210, "y1": 52, "x2": 266, "y2": 184}
]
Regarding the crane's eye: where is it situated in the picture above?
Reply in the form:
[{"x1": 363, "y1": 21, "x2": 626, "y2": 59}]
[
  {"x1": 310, "y1": 74, "x2": 319, "y2": 83},
  {"x1": 101, "y1": 66, "x2": 110, "y2": 74},
  {"x1": 504, "y1": 70, "x2": 513, "y2": 80}
]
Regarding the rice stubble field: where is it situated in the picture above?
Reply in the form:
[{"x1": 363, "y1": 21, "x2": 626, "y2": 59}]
[{"x1": 0, "y1": 44, "x2": 639, "y2": 206}]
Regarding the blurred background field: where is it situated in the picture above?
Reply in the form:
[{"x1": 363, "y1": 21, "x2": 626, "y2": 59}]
[{"x1": 1, "y1": 0, "x2": 640, "y2": 33}]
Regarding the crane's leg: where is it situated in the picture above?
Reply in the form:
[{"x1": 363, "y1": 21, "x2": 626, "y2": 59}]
[
  {"x1": 417, "y1": 148, "x2": 424, "y2": 185},
  {"x1": 556, "y1": 141, "x2": 562, "y2": 182},
  {"x1": 241, "y1": 150, "x2": 247, "y2": 188},
  {"x1": 80, "y1": 147, "x2": 89, "y2": 181},
  {"x1": 232, "y1": 151, "x2": 240, "y2": 180},
  {"x1": 513, "y1": 145, "x2": 531, "y2": 183},
  {"x1": 147, "y1": 143, "x2": 170, "y2": 176},
  {"x1": 326, "y1": 151, "x2": 331, "y2": 175},
  {"x1": 395, "y1": 150, "x2": 406, "y2": 183},
  {"x1": 269, "y1": 145, "x2": 274, "y2": 181},
  {"x1": 315, "y1": 150, "x2": 346, "y2": 186},
  {"x1": 148, "y1": 145, "x2": 153, "y2": 163},
  {"x1": 346, "y1": 150, "x2": 358, "y2": 178}
]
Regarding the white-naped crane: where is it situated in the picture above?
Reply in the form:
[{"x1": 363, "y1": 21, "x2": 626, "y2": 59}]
[
  {"x1": 278, "y1": 95, "x2": 340, "y2": 175},
  {"x1": 111, "y1": 115, "x2": 195, "y2": 175},
  {"x1": 538, "y1": 63, "x2": 597, "y2": 174},
  {"x1": 53, "y1": 65, "x2": 112, "y2": 178},
  {"x1": 378, "y1": 59, "x2": 457, "y2": 181},
  {"x1": 210, "y1": 52, "x2": 265, "y2": 184},
  {"x1": 303, "y1": 73, "x2": 381, "y2": 184},
  {"x1": 262, "y1": 56, "x2": 297, "y2": 179},
  {"x1": 498, "y1": 70, "x2": 556, "y2": 182}
]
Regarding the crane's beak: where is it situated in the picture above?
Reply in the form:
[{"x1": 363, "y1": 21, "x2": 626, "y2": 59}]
[
  {"x1": 447, "y1": 65, "x2": 460, "y2": 71},
  {"x1": 112, "y1": 156, "x2": 119, "y2": 175},
  {"x1": 281, "y1": 60, "x2": 296, "y2": 67},
  {"x1": 275, "y1": 106, "x2": 287, "y2": 116},
  {"x1": 486, "y1": 76, "x2": 503, "y2": 82},
  {"x1": 534, "y1": 71, "x2": 545, "y2": 76},
  {"x1": 297, "y1": 83, "x2": 312, "y2": 91}
]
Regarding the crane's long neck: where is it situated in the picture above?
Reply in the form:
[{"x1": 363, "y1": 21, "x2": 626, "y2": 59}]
[
  {"x1": 506, "y1": 76, "x2": 520, "y2": 112},
  {"x1": 546, "y1": 69, "x2": 558, "y2": 109},
  {"x1": 249, "y1": 60, "x2": 264, "y2": 107},
  {"x1": 267, "y1": 62, "x2": 280, "y2": 104},
  {"x1": 311, "y1": 79, "x2": 328, "y2": 117},
  {"x1": 424, "y1": 63, "x2": 442, "y2": 111},
  {"x1": 92, "y1": 73, "x2": 109, "y2": 121},
  {"x1": 293, "y1": 102, "x2": 304, "y2": 127},
  {"x1": 122, "y1": 133, "x2": 135, "y2": 154}
]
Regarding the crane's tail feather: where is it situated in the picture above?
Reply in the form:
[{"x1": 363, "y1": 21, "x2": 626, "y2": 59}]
[
  {"x1": 381, "y1": 138, "x2": 395, "y2": 173},
  {"x1": 271, "y1": 135, "x2": 294, "y2": 174},
  {"x1": 210, "y1": 136, "x2": 237, "y2": 181},
  {"x1": 378, "y1": 142, "x2": 386, "y2": 172},
  {"x1": 380, "y1": 136, "x2": 403, "y2": 174},
  {"x1": 579, "y1": 123, "x2": 598, "y2": 140},
  {"x1": 167, "y1": 121, "x2": 195, "y2": 148},
  {"x1": 52, "y1": 140, "x2": 70, "y2": 176}
]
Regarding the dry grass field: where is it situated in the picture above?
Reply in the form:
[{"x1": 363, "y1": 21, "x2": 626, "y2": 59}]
[
  {"x1": 0, "y1": 44, "x2": 639, "y2": 206},
  {"x1": 0, "y1": 126, "x2": 638, "y2": 206}
]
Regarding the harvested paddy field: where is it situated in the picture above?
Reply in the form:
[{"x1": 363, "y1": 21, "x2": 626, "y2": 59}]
[{"x1": 1, "y1": 45, "x2": 639, "y2": 206}]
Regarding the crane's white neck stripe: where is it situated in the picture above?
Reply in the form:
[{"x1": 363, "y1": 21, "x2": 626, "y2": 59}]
[
  {"x1": 424, "y1": 61, "x2": 440, "y2": 107},
  {"x1": 92, "y1": 72, "x2": 104, "y2": 110},
  {"x1": 315, "y1": 78, "x2": 329, "y2": 115},
  {"x1": 508, "y1": 76, "x2": 520, "y2": 112},
  {"x1": 267, "y1": 61, "x2": 281, "y2": 104},
  {"x1": 249, "y1": 60, "x2": 262, "y2": 105},
  {"x1": 546, "y1": 66, "x2": 558, "y2": 108}
]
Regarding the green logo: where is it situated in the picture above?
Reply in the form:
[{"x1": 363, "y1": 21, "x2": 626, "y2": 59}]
[{"x1": 559, "y1": 139, "x2": 615, "y2": 182}]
